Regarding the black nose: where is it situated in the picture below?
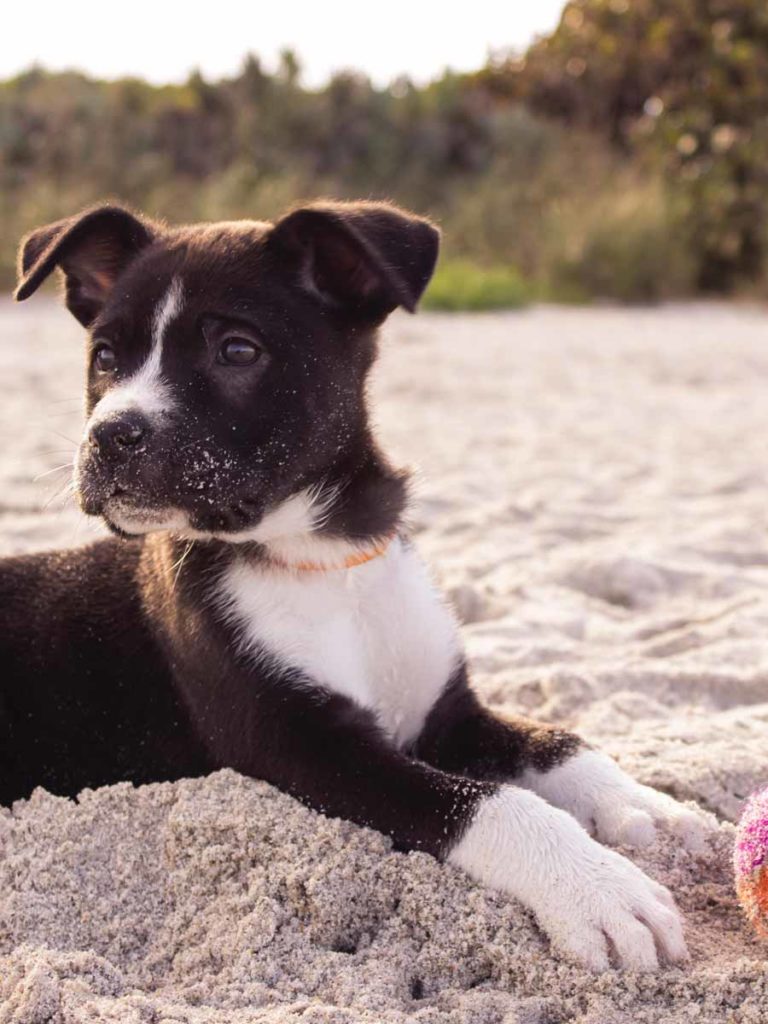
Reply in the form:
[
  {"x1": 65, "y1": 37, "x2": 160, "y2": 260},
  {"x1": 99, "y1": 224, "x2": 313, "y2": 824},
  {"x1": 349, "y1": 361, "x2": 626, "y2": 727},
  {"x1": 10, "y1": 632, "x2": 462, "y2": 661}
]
[{"x1": 88, "y1": 412, "x2": 149, "y2": 457}]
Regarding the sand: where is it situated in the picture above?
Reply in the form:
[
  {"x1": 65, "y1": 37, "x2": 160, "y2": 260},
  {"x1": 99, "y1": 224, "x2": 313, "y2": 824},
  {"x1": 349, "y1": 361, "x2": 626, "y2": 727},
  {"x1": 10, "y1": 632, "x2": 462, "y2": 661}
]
[{"x1": 1, "y1": 299, "x2": 767, "y2": 1022}]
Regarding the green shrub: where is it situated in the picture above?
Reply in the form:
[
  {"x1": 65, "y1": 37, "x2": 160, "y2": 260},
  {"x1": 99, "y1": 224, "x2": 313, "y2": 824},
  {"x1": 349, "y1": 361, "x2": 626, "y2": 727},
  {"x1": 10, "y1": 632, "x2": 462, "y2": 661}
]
[
  {"x1": 547, "y1": 180, "x2": 695, "y2": 303},
  {"x1": 422, "y1": 260, "x2": 533, "y2": 311}
]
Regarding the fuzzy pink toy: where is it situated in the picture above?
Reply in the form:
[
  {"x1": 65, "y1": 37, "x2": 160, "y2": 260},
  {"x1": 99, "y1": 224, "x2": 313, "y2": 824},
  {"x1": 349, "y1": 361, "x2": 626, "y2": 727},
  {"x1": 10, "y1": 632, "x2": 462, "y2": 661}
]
[{"x1": 734, "y1": 785, "x2": 768, "y2": 938}]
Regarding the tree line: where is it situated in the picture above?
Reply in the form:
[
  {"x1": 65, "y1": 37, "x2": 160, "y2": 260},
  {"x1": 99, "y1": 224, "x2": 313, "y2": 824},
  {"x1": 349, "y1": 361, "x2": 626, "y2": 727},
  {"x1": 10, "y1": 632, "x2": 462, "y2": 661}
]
[{"x1": 2, "y1": 1, "x2": 767, "y2": 303}]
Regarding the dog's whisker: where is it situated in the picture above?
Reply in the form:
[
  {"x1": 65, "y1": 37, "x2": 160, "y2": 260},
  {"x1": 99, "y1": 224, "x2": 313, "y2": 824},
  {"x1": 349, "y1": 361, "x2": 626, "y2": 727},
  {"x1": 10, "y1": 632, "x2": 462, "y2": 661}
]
[
  {"x1": 53, "y1": 492, "x2": 77, "y2": 517},
  {"x1": 41, "y1": 491, "x2": 70, "y2": 513},
  {"x1": 41, "y1": 478, "x2": 77, "y2": 512},
  {"x1": 170, "y1": 540, "x2": 195, "y2": 589},
  {"x1": 48, "y1": 429, "x2": 81, "y2": 447},
  {"x1": 34, "y1": 463, "x2": 75, "y2": 482}
]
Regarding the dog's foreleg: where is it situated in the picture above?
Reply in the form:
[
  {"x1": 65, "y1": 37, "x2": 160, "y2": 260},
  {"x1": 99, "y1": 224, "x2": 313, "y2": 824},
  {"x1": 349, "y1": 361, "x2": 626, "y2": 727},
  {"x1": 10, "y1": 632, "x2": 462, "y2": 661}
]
[
  {"x1": 415, "y1": 666, "x2": 716, "y2": 854},
  {"x1": 197, "y1": 676, "x2": 686, "y2": 971}
]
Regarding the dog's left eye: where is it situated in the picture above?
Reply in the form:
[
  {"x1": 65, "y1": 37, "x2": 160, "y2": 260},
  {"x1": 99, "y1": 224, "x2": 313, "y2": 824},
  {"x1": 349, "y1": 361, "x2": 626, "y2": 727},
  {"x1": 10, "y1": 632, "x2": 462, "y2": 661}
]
[
  {"x1": 218, "y1": 337, "x2": 262, "y2": 366},
  {"x1": 93, "y1": 343, "x2": 117, "y2": 373}
]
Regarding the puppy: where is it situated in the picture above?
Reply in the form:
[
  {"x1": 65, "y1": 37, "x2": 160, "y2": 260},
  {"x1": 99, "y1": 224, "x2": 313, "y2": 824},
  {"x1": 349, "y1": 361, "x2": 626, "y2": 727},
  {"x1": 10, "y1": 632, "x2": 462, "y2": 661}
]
[{"x1": 1, "y1": 201, "x2": 711, "y2": 970}]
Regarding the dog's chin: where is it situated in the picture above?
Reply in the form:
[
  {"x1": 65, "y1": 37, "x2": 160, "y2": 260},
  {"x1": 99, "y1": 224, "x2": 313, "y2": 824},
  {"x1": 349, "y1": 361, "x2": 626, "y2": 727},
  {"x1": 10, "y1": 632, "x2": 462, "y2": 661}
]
[
  {"x1": 98, "y1": 500, "x2": 270, "y2": 543},
  {"x1": 99, "y1": 498, "x2": 191, "y2": 539},
  {"x1": 81, "y1": 484, "x2": 297, "y2": 546}
]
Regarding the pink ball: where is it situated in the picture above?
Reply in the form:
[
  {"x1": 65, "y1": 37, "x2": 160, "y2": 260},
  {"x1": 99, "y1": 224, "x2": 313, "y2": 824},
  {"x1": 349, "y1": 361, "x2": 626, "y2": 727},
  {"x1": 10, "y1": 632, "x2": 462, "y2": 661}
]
[{"x1": 734, "y1": 785, "x2": 768, "y2": 938}]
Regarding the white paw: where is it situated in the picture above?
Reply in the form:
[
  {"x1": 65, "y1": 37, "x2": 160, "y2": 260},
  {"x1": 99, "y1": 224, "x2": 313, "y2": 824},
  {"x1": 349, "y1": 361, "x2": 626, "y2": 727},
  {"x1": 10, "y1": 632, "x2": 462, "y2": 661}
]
[
  {"x1": 534, "y1": 841, "x2": 687, "y2": 971},
  {"x1": 520, "y1": 750, "x2": 717, "y2": 853},
  {"x1": 449, "y1": 787, "x2": 689, "y2": 971}
]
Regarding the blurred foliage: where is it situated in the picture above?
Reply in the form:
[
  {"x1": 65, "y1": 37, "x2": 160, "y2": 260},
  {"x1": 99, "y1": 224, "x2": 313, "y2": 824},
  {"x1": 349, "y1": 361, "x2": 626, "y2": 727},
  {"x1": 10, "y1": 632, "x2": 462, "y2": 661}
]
[
  {"x1": 423, "y1": 260, "x2": 533, "y2": 310},
  {"x1": 548, "y1": 176, "x2": 695, "y2": 301},
  {"x1": 483, "y1": 0, "x2": 768, "y2": 293},
  {"x1": 2, "y1": 3, "x2": 767, "y2": 305}
]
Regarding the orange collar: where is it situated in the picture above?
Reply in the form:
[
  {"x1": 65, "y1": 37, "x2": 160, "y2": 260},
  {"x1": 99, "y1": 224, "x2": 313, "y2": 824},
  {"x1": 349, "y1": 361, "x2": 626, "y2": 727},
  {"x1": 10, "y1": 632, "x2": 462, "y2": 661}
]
[{"x1": 274, "y1": 535, "x2": 393, "y2": 573}]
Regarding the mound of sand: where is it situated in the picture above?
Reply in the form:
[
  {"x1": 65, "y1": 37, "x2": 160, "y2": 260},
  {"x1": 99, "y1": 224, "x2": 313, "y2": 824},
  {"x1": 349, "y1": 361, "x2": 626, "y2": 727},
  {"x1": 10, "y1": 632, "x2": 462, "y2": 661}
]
[
  {"x1": 1, "y1": 301, "x2": 767, "y2": 1022},
  {"x1": 0, "y1": 771, "x2": 763, "y2": 1024}
]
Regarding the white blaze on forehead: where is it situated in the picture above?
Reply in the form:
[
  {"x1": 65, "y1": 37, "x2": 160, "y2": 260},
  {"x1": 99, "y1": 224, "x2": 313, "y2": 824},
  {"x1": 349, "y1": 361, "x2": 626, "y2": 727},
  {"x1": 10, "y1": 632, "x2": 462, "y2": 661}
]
[
  {"x1": 88, "y1": 277, "x2": 185, "y2": 426},
  {"x1": 150, "y1": 276, "x2": 185, "y2": 370}
]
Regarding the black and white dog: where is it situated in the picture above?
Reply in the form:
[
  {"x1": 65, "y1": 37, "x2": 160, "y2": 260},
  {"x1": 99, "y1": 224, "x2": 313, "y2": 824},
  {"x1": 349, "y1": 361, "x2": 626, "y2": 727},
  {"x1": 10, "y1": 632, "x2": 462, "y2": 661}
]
[{"x1": 3, "y1": 201, "x2": 712, "y2": 971}]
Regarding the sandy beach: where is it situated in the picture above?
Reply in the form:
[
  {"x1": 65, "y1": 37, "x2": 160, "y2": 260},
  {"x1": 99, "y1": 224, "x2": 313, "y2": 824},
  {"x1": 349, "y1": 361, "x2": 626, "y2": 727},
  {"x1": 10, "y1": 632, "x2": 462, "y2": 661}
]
[{"x1": 1, "y1": 299, "x2": 767, "y2": 1022}]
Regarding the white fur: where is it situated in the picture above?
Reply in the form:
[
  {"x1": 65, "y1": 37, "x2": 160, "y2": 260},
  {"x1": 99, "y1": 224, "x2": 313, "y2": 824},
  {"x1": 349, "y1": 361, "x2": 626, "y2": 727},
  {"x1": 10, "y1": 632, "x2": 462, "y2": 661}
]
[
  {"x1": 87, "y1": 277, "x2": 183, "y2": 428},
  {"x1": 246, "y1": 488, "x2": 324, "y2": 541},
  {"x1": 216, "y1": 485, "x2": 397, "y2": 567},
  {"x1": 448, "y1": 785, "x2": 689, "y2": 971},
  {"x1": 519, "y1": 749, "x2": 717, "y2": 854},
  {"x1": 215, "y1": 486, "x2": 331, "y2": 550},
  {"x1": 218, "y1": 536, "x2": 461, "y2": 747},
  {"x1": 105, "y1": 503, "x2": 188, "y2": 535},
  {"x1": 162, "y1": 487, "x2": 373, "y2": 565}
]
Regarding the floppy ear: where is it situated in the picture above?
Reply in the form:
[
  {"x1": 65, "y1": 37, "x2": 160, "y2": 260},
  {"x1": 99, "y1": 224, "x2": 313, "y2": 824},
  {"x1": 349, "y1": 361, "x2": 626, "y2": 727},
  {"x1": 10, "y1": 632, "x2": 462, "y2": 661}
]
[
  {"x1": 15, "y1": 204, "x2": 156, "y2": 326},
  {"x1": 269, "y1": 201, "x2": 440, "y2": 318}
]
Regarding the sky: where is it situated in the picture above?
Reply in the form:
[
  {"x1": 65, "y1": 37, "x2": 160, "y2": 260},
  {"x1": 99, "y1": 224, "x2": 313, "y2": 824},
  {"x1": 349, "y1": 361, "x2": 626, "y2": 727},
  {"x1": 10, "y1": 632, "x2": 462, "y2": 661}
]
[{"x1": 4, "y1": 1, "x2": 566, "y2": 87}]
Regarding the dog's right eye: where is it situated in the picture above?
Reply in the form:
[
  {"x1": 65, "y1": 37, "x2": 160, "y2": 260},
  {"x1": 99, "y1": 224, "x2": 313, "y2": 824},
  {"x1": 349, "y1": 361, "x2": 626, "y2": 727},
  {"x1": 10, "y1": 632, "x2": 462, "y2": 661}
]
[
  {"x1": 93, "y1": 343, "x2": 117, "y2": 373},
  {"x1": 218, "y1": 337, "x2": 263, "y2": 366}
]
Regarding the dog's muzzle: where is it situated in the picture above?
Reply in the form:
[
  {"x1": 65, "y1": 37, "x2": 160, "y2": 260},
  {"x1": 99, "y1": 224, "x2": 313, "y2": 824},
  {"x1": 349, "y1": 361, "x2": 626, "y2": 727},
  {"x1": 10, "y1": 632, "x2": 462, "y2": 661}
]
[{"x1": 76, "y1": 411, "x2": 162, "y2": 518}]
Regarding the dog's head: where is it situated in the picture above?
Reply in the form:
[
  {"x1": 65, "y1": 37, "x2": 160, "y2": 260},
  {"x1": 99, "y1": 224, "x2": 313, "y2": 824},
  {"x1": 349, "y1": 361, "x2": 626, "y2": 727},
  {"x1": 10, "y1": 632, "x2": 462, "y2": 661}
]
[{"x1": 15, "y1": 202, "x2": 438, "y2": 544}]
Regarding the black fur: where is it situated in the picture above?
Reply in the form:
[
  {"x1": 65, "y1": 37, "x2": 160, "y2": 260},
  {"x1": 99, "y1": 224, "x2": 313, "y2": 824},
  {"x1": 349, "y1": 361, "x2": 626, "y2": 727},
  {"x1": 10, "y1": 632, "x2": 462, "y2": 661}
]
[
  {"x1": 0, "y1": 535, "x2": 492, "y2": 855},
  {"x1": 2, "y1": 201, "x2": 584, "y2": 861},
  {"x1": 414, "y1": 665, "x2": 583, "y2": 780}
]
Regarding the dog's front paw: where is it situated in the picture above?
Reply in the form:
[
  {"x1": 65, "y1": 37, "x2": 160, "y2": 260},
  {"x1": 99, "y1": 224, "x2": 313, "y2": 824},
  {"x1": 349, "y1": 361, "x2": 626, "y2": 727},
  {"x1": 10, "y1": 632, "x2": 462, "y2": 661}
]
[
  {"x1": 521, "y1": 749, "x2": 717, "y2": 853},
  {"x1": 449, "y1": 787, "x2": 688, "y2": 971},
  {"x1": 535, "y1": 838, "x2": 687, "y2": 972}
]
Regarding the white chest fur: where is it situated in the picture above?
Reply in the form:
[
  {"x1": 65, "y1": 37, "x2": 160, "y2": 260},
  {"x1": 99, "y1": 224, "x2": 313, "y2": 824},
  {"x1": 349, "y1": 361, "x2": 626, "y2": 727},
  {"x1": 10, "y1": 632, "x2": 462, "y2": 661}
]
[{"x1": 218, "y1": 539, "x2": 462, "y2": 747}]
